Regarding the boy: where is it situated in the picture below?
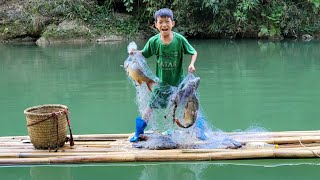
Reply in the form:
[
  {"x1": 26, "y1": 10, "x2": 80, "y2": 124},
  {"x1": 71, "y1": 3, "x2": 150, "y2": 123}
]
[{"x1": 130, "y1": 8, "x2": 206, "y2": 142}]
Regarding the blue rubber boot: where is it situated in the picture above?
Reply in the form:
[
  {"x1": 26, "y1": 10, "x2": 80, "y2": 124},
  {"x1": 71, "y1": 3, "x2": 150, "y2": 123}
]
[
  {"x1": 195, "y1": 117, "x2": 208, "y2": 140},
  {"x1": 130, "y1": 117, "x2": 147, "y2": 142}
]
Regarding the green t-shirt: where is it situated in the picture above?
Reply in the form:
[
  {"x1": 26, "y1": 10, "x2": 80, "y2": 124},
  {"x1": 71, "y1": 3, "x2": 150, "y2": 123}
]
[{"x1": 142, "y1": 32, "x2": 196, "y2": 87}]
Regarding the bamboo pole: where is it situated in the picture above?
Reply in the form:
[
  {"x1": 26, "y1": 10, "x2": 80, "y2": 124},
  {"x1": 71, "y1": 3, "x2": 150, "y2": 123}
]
[
  {"x1": 47, "y1": 154, "x2": 136, "y2": 163},
  {"x1": 235, "y1": 136, "x2": 320, "y2": 144},
  {"x1": 0, "y1": 152, "x2": 121, "y2": 158},
  {"x1": 0, "y1": 145, "x2": 114, "y2": 150},
  {"x1": 0, "y1": 134, "x2": 130, "y2": 142},
  {"x1": 181, "y1": 149, "x2": 236, "y2": 153},
  {"x1": 0, "y1": 147, "x2": 128, "y2": 153},
  {"x1": 63, "y1": 141, "x2": 113, "y2": 145},
  {"x1": 0, "y1": 141, "x2": 122, "y2": 147},
  {"x1": 0, "y1": 148, "x2": 319, "y2": 164},
  {"x1": 72, "y1": 134, "x2": 130, "y2": 140},
  {"x1": 0, "y1": 144, "x2": 34, "y2": 147},
  {"x1": 0, "y1": 158, "x2": 50, "y2": 164},
  {"x1": 0, "y1": 136, "x2": 29, "y2": 140},
  {"x1": 227, "y1": 130, "x2": 320, "y2": 136},
  {"x1": 0, "y1": 141, "x2": 116, "y2": 146},
  {"x1": 278, "y1": 143, "x2": 320, "y2": 148}
]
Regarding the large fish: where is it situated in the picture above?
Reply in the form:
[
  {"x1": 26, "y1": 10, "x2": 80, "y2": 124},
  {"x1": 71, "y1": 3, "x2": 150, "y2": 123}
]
[
  {"x1": 174, "y1": 94, "x2": 199, "y2": 128},
  {"x1": 169, "y1": 76, "x2": 200, "y2": 128},
  {"x1": 124, "y1": 42, "x2": 156, "y2": 91}
]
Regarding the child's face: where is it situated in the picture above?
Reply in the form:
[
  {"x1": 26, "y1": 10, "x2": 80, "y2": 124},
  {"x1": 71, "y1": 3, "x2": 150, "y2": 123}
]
[{"x1": 155, "y1": 16, "x2": 175, "y2": 37}]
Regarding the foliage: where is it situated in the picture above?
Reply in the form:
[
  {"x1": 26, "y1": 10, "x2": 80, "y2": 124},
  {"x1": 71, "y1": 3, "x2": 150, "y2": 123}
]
[
  {"x1": 124, "y1": 0, "x2": 320, "y2": 38},
  {"x1": 20, "y1": 0, "x2": 320, "y2": 39},
  {"x1": 22, "y1": 0, "x2": 139, "y2": 36},
  {"x1": 123, "y1": 0, "x2": 134, "y2": 12}
]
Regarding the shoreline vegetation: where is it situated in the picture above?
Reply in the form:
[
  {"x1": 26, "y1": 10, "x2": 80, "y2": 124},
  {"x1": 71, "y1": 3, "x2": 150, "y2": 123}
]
[{"x1": 0, "y1": 0, "x2": 319, "y2": 45}]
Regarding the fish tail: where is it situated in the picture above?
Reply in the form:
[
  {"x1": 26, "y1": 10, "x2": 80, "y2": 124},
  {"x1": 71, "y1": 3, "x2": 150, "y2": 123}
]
[
  {"x1": 127, "y1": 42, "x2": 138, "y2": 53},
  {"x1": 174, "y1": 118, "x2": 188, "y2": 128}
]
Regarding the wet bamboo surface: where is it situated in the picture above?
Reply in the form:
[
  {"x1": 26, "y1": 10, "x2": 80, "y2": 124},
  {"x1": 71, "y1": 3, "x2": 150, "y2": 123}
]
[{"x1": 0, "y1": 130, "x2": 320, "y2": 165}]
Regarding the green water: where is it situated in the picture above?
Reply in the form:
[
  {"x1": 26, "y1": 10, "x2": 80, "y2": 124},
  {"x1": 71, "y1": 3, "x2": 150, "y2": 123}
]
[
  {"x1": 1, "y1": 160, "x2": 320, "y2": 180},
  {"x1": 1, "y1": 40, "x2": 320, "y2": 179}
]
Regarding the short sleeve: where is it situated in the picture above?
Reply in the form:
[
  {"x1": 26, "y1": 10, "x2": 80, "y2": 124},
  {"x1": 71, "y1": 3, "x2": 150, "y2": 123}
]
[
  {"x1": 141, "y1": 39, "x2": 153, "y2": 58},
  {"x1": 182, "y1": 36, "x2": 196, "y2": 55}
]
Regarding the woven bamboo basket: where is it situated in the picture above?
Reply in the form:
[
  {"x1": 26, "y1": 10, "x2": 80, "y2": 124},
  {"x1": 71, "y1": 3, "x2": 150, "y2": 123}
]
[{"x1": 24, "y1": 104, "x2": 68, "y2": 149}]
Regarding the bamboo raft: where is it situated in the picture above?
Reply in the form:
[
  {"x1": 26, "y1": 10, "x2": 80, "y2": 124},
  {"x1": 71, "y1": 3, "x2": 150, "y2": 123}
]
[{"x1": 1, "y1": 130, "x2": 320, "y2": 165}]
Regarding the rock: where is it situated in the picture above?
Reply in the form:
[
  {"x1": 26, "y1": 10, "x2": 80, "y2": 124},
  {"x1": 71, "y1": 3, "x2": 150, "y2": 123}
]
[
  {"x1": 36, "y1": 37, "x2": 50, "y2": 46},
  {"x1": 57, "y1": 20, "x2": 78, "y2": 31},
  {"x1": 96, "y1": 35, "x2": 123, "y2": 42},
  {"x1": 302, "y1": 34, "x2": 313, "y2": 41}
]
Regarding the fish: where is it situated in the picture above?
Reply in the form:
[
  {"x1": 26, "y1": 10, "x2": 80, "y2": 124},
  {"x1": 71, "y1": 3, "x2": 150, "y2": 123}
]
[
  {"x1": 177, "y1": 77, "x2": 200, "y2": 102},
  {"x1": 174, "y1": 94, "x2": 199, "y2": 128},
  {"x1": 123, "y1": 42, "x2": 156, "y2": 91},
  {"x1": 124, "y1": 57, "x2": 156, "y2": 91},
  {"x1": 169, "y1": 76, "x2": 200, "y2": 128}
]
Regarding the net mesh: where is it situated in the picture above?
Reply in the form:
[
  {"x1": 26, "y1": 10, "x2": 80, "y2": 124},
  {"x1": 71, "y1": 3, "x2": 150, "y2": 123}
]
[{"x1": 124, "y1": 42, "x2": 270, "y2": 149}]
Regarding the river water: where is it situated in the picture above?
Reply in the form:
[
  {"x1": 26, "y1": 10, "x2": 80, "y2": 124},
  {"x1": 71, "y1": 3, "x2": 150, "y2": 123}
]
[{"x1": 0, "y1": 39, "x2": 320, "y2": 179}]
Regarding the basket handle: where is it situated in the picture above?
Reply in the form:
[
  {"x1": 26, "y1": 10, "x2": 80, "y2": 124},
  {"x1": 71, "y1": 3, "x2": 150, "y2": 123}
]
[{"x1": 64, "y1": 109, "x2": 74, "y2": 146}]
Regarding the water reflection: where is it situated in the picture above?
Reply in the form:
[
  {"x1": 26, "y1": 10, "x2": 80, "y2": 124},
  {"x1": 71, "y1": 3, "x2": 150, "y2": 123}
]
[
  {"x1": 30, "y1": 166, "x2": 73, "y2": 180},
  {"x1": 139, "y1": 163, "x2": 208, "y2": 180},
  {"x1": 0, "y1": 159, "x2": 320, "y2": 180}
]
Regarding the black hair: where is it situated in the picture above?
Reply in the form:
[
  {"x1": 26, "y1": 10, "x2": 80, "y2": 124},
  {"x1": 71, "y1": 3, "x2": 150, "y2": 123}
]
[{"x1": 154, "y1": 8, "x2": 174, "y2": 21}]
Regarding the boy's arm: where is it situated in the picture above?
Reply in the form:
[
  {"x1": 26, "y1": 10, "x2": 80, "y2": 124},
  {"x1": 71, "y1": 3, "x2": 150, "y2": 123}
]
[
  {"x1": 141, "y1": 38, "x2": 154, "y2": 58},
  {"x1": 181, "y1": 35, "x2": 197, "y2": 73},
  {"x1": 188, "y1": 51, "x2": 197, "y2": 73}
]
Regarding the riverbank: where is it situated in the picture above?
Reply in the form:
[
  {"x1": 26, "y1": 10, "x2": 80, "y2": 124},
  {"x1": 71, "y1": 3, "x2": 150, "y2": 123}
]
[
  {"x1": 0, "y1": 0, "x2": 148, "y2": 45},
  {"x1": 1, "y1": 0, "x2": 319, "y2": 45}
]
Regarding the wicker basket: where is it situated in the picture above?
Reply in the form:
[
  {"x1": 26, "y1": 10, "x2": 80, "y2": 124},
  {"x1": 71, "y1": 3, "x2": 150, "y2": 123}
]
[{"x1": 24, "y1": 104, "x2": 68, "y2": 149}]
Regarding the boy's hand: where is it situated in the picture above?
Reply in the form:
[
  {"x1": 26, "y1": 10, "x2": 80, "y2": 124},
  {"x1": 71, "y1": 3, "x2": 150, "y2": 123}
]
[
  {"x1": 129, "y1": 49, "x2": 136, "y2": 55},
  {"x1": 129, "y1": 49, "x2": 141, "y2": 55},
  {"x1": 188, "y1": 64, "x2": 196, "y2": 73}
]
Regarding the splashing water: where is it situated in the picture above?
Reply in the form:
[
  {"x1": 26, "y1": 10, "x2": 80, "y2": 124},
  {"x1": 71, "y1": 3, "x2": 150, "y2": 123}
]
[{"x1": 124, "y1": 42, "x2": 270, "y2": 149}]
